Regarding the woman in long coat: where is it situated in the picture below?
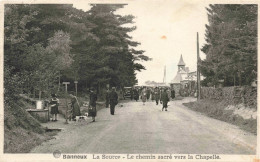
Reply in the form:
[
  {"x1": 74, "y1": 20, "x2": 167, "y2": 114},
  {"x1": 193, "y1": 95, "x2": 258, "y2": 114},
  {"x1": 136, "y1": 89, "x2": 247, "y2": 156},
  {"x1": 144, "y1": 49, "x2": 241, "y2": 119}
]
[
  {"x1": 89, "y1": 88, "x2": 97, "y2": 122},
  {"x1": 70, "y1": 94, "x2": 81, "y2": 121},
  {"x1": 141, "y1": 88, "x2": 147, "y2": 105},
  {"x1": 50, "y1": 94, "x2": 59, "y2": 121},
  {"x1": 151, "y1": 89, "x2": 155, "y2": 101}
]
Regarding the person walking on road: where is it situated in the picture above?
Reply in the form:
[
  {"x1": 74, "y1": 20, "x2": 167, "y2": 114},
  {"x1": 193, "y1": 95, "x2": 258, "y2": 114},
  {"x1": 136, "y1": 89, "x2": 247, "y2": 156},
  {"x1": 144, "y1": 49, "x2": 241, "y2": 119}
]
[
  {"x1": 160, "y1": 88, "x2": 169, "y2": 111},
  {"x1": 130, "y1": 88, "x2": 134, "y2": 100},
  {"x1": 151, "y1": 89, "x2": 155, "y2": 101},
  {"x1": 146, "y1": 88, "x2": 151, "y2": 101},
  {"x1": 167, "y1": 88, "x2": 171, "y2": 101},
  {"x1": 133, "y1": 88, "x2": 139, "y2": 101},
  {"x1": 154, "y1": 87, "x2": 160, "y2": 105},
  {"x1": 69, "y1": 93, "x2": 81, "y2": 121},
  {"x1": 141, "y1": 88, "x2": 147, "y2": 105},
  {"x1": 109, "y1": 87, "x2": 118, "y2": 115},
  {"x1": 50, "y1": 94, "x2": 59, "y2": 121},
  {"x1": 89, "y1": 88, "x2": 97, "y2": 122},
  {"x1": 171, "y1": 88, "x2": 175, "y2": 100},
  {"x1": 105, "y1": 89, "x2": 110, "y2": 108}
]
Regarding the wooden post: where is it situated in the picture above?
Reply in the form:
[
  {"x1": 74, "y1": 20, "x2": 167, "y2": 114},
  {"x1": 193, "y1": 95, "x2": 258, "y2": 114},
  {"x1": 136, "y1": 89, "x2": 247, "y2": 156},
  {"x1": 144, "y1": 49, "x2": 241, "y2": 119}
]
[
  {"x1": 197, "y1": 32, "x2": 201, "y2": 100},
  {"x1": 63, "y1": 82, "x2": 70, "y2": 124}
]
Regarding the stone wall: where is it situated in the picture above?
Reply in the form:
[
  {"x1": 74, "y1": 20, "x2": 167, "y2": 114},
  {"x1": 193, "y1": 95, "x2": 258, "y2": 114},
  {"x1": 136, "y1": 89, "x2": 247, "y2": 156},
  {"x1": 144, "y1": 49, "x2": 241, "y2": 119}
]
[{"x1": 201, "y1": 86, "x2": 257, "y2": 109}]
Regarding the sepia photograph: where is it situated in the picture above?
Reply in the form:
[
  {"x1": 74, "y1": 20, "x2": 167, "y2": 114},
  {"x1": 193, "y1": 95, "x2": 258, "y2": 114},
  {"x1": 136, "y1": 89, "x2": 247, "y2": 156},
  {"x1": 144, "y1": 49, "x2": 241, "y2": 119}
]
[{"x1": 1, "y1": 0, "x2": 258, "y2": 161}]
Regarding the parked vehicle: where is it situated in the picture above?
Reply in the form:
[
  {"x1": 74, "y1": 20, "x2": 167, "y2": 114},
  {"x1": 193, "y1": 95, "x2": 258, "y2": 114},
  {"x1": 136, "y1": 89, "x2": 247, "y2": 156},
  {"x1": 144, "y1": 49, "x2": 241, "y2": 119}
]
[{"x1": 123, "y1": 87, "x2": 132, "y2": 99}]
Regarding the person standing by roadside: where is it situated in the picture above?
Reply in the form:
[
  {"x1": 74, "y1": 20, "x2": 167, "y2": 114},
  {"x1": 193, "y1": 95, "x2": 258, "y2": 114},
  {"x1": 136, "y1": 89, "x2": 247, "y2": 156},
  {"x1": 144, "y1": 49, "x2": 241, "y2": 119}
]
[
  {"x1": 160, "y1": 88, "x2": 169, "y2": 111},
  {"x1": 109, "y1": 87, "x2": 118, "y2": 115},
  {"x1": 89, "y1": 88, "x2": 97, "y2": 122},
  {"x1": 69, "y1": 93, "x2": 81, "y2": 121},
  {"x1": 50, "y1": 94, "x2": 59, "y2": 121},
  {"x1": 105, "y1": 89, "x2": 110, "y2": 108}
]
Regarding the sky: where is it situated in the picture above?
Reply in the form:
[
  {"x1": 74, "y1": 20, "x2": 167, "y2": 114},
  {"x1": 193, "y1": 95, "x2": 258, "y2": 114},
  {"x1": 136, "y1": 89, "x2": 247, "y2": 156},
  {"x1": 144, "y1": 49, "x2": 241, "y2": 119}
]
[{"x1": 73, "y1": 0, "x2": 209, "y2": 85}]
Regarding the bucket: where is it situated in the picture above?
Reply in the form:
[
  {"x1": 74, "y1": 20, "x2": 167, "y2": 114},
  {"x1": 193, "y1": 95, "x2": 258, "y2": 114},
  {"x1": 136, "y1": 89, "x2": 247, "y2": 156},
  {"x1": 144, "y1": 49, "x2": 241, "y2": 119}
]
[{"x1": 36, "y1": 100, "x2": 43, "y2": 109}]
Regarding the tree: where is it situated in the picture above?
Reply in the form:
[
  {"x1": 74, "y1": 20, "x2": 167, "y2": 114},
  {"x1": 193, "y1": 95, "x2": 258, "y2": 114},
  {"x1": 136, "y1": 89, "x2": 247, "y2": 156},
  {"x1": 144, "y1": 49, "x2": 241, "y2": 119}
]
[
  {"x1": 81, "y1": 4, "x2": 150, "y2": 91},
  {"x1": 200, "y1": 4, "x2": 257, "y2": 87},
  {"x1": 46, "y1": 30, "x2": 73, "y2": 92},
  {"x1": 4, "y1": 4, "x2": 150, "y2": 102}
]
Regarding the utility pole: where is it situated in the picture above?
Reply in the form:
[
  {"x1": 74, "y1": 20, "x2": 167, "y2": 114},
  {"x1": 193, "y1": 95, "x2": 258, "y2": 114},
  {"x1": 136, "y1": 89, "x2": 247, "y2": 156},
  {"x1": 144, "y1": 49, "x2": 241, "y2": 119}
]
[
  {"x1": 63, "y1": 82, "x2": 70, "y2": 124},
  {"x1": 197, "y1": 32, "x2": 201, "y2": 100}
]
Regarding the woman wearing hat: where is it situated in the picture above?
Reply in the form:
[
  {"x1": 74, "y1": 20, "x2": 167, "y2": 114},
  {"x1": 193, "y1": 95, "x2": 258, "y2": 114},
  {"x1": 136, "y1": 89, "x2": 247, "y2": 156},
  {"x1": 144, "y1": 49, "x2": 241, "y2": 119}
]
[{"x1": 50, "y1": 94, "x2": 59, "y2": 121}]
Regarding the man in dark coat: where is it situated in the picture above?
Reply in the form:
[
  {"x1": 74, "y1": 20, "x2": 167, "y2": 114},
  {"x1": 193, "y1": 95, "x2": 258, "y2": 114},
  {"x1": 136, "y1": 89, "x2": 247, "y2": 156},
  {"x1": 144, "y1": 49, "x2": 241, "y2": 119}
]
[
  {"x1": 146, "y1": 88, "x2": 151, "y2": 100},
  {"x1": 89, "y1": 88, "x2": 97, "y2": 122},
  {"x1": 105, "y1": 89, "x2": 110, "y2": 108},
  {"x1": 154, "y1": 87, "x2": 160, "y2": 105},
  {"x1": 109, "y1": 87, "x2": 118, "y2": 115},
  {"x1": 160, "y1": 88, "x2": 169, "y2": 111},
  {"x1": 171, "y1": 89, "x2": 175, "y2": 100},
  {"x1": 130, "y1": 88, "x2": 134, "y2": 100},
  {"x1": 133, "y1": 88, "x2": 139, "y2": 101}
]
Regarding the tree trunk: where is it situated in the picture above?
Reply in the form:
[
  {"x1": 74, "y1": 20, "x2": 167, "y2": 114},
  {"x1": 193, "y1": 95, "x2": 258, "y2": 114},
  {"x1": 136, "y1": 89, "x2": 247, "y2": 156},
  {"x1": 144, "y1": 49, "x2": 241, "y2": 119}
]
[
  {"x1": 58, "y1": 71, "x2": 61, "y2": 92},
  {"x1": 98, "y1": 82, "x2": 100, "y2": 95},
  {"x1": 33, "y1": 88, "x2": 36, "y2": 99},
  {"x1": 238, "y1": 71, "x2": 242, "y2": 87},
  {"x1": 39, "y1": 90, "x2": 42, "y2": 100},
  {"x1": 233, "y1": 74, "x2": 236, "y2": 87}
]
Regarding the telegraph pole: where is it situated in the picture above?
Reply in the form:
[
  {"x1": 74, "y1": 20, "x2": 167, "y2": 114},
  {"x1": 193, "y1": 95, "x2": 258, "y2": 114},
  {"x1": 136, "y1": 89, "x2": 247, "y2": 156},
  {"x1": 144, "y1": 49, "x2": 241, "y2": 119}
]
[
  {"x1": 197, "y1": 32, "x2": 201, "y2": 100},
  {"x1": 63, "y1": 82, "x2": 70, "y2": 124}
]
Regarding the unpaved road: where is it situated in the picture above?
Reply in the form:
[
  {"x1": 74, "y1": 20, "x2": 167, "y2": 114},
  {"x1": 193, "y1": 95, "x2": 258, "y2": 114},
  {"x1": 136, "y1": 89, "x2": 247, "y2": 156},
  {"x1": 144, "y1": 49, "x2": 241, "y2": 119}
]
[{"x1": 31, "y1": 97, "x2": 256, "y2": 154}]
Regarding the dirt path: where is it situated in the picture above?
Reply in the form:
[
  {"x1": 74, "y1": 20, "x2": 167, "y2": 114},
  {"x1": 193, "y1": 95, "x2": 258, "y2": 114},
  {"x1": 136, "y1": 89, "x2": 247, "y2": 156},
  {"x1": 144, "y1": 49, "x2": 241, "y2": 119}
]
[{"x1": 31, "y1": 97, "x2": 256, "y2": 154}]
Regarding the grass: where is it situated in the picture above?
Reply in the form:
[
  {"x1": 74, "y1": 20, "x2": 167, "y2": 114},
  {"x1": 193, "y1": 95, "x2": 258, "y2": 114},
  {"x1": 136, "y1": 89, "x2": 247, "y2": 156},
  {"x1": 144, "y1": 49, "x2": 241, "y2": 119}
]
[
  {"x1": 4, "y1": 99, "x2": 57, "y2": 153},
  {"x1": 183, "y1": 99, "x2": 257, "y2": 135},
  {"x1": 4, "y1": 127, "x2": 57, "y2": 153}
]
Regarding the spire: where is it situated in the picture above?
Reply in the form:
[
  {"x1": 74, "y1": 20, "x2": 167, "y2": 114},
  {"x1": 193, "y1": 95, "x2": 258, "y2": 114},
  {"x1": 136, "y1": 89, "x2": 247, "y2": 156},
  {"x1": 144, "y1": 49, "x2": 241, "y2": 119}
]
[
  {"x1": 178, "y1": 54, "x2": 185, "y2": 66},
  {"x1": 163, "y1": 66, "x2": 166, "y2": 83}
]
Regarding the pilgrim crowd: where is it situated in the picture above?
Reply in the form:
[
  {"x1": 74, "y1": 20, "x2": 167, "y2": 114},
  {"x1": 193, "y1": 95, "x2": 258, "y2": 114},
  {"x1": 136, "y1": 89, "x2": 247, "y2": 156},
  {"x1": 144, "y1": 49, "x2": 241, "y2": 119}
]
[{"x1": 48, "y1": 86, "x2": 175, "y2": 123}]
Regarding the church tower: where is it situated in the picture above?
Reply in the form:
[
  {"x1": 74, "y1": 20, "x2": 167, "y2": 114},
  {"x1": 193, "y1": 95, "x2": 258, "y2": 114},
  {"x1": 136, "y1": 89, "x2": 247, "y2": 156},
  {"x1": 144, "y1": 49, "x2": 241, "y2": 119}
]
[{"x1": 178, "y1": 54, "x2": 185, "y2": 72}]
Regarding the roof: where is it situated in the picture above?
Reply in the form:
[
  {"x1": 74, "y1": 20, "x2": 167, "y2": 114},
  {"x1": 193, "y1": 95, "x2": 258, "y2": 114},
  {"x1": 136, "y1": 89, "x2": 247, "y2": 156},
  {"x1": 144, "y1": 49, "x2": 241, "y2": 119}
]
[
  {"x1": 171, "y1": 73, "x2": 183, "y2": 83},
  {"x1": 178, "y1": 54, "x2": 185, "y2": 66}
]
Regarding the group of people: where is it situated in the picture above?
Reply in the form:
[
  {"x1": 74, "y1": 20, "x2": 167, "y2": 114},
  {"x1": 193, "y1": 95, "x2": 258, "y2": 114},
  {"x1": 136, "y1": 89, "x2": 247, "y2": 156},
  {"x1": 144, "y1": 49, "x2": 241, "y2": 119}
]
[
  {"x1": 48, "y1": 86, "x2": 174, "y2": 122},
  {"x1": 130, "y1": 87, "x2": 176, "y2": 111},
  {"x1": 49, "y1": 87, "x2": 119, "y2": 123}
]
